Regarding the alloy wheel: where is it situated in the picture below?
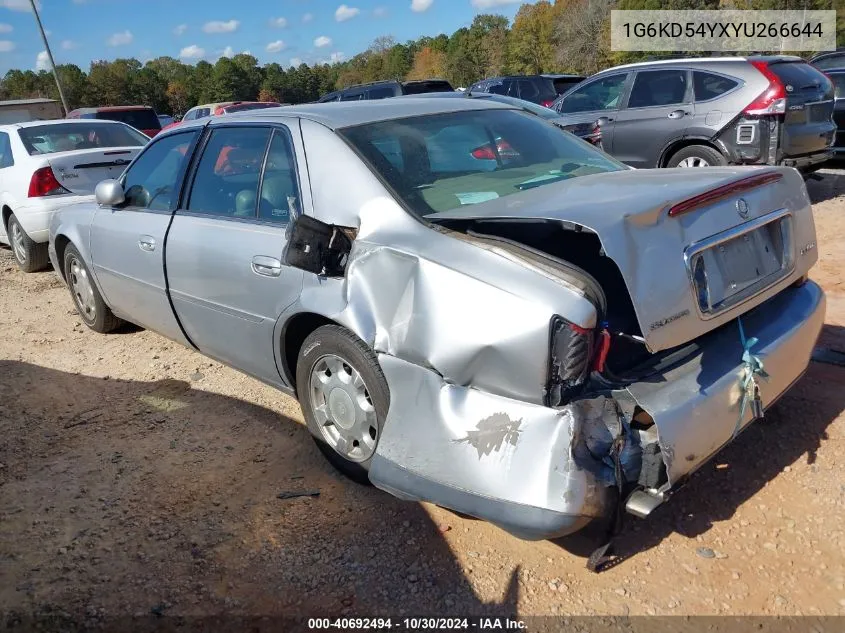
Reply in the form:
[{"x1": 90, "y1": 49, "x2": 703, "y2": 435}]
[{"x1": 68, "y1": 256, "x2": 97, "y2": 322}]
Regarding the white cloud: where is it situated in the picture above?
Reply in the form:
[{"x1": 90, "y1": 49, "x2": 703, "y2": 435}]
[
  {"x1": 61, "y1": 39, "x2": 78, "y2": 50},
  {"x1": 173, "y1": 24, "x2": 187, "y2": 36},
  {"x1": 0, "y1": 39, "x2": 14, "y2": 52},
  {"x1": 269, "y1": 17, "x2": 287, "y2": 28},
  {"x1": 202, "y1": 20, "x2": 239, "y2": 34},
  {"x1": 35, "y1": 50, "x2": 49, "y2": 71},
  {"x1": 265, "y1": 40, "x2": 286, "y2": 53},
  {"x1": 179, "y1": 44, "x2": 205, "y2": 60},
  {"x1": 0, "y1": 23, "x2": 12, "y2": 33},
  {"x1": 373, "y1": 6, "x2": 387, "y2": 17},
  {"x1": 1, "y1": 0, "x2": 38, "y2": 12},
  {"x1": 302, "y1": 13, "x2": 314, "y2": 24},
  {"x1": 221, "y1": 45, "x2": 234, "y2": 58},
  {"x1": 330, "y1": 52, "x2": 345, "y2": 63},
  {"x1": 314, "y1": 35, "x2": 332, "y2": 48},
  {"x1": 335, "y1": 4, "x2": 359, "y2": 22},
  {"x1": 411, "y1": 0, "x2": 433, "y2": 12},
  {"x1": 242, "y1": 49, "x2": 251, "y2": 55},
  {"x1": 470, "y1": 0, "x2": 520, "y2": 7},
  {"x1": 289, "y1": 57, "x2": 303, "y2": 67},
  {"x1": 107, "y1": 30, "x2": 133, "y2": 46}
]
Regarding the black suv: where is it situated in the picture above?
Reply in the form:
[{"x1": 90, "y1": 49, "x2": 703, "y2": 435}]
[
  {"x1": 317, "y1": 79, "x2": 454, "y2": 103},
  {"x1": 467, "y1": 75, "x2": 560, "y2": 107}
]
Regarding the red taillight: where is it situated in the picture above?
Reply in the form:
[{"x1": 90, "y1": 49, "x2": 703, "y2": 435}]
[
  {"x1": 668, "y1": 171, "x2": 783, "y2": 218},
  {"x1": 744, "y1": 60, "x2": 787, "y2": 116},
  {"x1": 471, "y1": 139, "x2": 517, "y2": 160},
  {"x1": 28, "y1": 166, "x2": 69, "y2": 198},
  {"x1": 541, "y1": 99, "x2": 555, "y2": 108}
]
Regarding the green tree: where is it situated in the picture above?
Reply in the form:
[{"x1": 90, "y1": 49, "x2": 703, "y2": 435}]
[{"x1": 508, "y1": 1, "x2": 556, "y2": 74}]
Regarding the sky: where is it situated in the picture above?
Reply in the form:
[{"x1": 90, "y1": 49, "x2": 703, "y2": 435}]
[{"x1": 0, "y1": 0, "x2": 535, "y2": 75}]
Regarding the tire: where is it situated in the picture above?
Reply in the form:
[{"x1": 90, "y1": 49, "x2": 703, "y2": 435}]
[
  {"x1": 63, "y1": 243, "x2": 122, "y2": 333},
  {"x1": 666, "y1": 145, "x2": 727, "y2": 169},
  {"x1": 295, "y1": 324, "x2": 390, "y2": 484},
  {"x1": 7, "y1": 214, "x2": 49, "y2": 273}
]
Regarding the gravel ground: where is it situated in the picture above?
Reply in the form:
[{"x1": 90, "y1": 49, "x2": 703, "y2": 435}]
[{"x1": 1, "y1": 168, "x2": 844, "y2": 623}]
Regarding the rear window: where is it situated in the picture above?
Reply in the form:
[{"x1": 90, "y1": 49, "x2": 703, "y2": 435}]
[
  {"x1": 518, "y1": 78, "x2": 557, "y2": 103},
  {"x1": 766, "y1": 61, "x2": 832, "y2": 94},
  {"x1": 552, "y1": 77, "x2": 583, "y2": 94},
  {"x1": 95, "y1": 108, "x2": 161, "y2": 132},
  {"x1": 402, "y1": 80, "x2": 454, "y2": 95},
  {"x1": 340, "y1": 109, "x2": 623, "y2": 219},
  {"x1": 811, "y1": 53, "x2": 845, "y2": 71},
  {"x1": 18, "y1": 122, "x2": 149, "y2": 156},
  {"x1": 693, "y1": 71, "x2": 739, "y2": 101}
]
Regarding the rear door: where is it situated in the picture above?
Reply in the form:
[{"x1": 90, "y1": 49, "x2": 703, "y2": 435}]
[
  {"x1": 165, "y1": 122, "x2": 305, "y2": 385},
  {"x1": 89, "y1": 129, "x2": 200, "y2": 342},
  {"x1": 768, "y1": 59, "x2": 835, "y2": 157},
  {"x1": 611, "y1": 68, "x2": 692, "y2": 168}
]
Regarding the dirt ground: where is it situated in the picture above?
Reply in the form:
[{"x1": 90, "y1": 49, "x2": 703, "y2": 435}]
[{"x1": 1, "y1": 168, "x2": 844, "y2": 624}]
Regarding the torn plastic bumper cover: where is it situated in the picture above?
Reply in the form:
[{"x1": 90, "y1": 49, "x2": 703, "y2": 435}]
[{"x1": 368, "y1": 281, "x2": 825, "y2": 540}]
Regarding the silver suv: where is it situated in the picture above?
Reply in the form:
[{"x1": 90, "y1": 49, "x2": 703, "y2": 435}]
[{"x1": 552, "y1": 56, "x2": 835, "y2": 172}]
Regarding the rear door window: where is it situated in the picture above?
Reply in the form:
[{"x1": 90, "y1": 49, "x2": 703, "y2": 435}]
[
  {"x1": 187, "y1": 127, "x2": 271, "y2": 218},
  {"x1": 516, "y1": 79, "x2": 540, "y2": 102},
  {"x1": 258, "y1": 129, "x2": 300, "y2": 224},
  {"x1": 627, "y1": 69, "x2": 688, "y2": 108},
  {"x1": 558, "y1": 74, "x2": 627, "y2": 114},
  {"x1": 366, "y1": 85, "x2": 396, "y2": 100},
  {"x1": 693, "y1": 71, "x2": 739, "y2": 101}
]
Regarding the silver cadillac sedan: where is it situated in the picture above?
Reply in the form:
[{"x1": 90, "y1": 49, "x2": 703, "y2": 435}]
[{"x1": 48, "y1": 98, "x2": 824, "y2": 550}]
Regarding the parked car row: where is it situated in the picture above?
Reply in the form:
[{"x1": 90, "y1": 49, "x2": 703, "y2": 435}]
[{"x1": 27, "y1": 97, "x2": 823, "y2": 546}]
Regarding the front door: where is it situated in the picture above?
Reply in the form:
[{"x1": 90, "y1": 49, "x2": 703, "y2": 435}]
[
  {"x1": 611, "y1": 69, "x2": 693, "y2": 168},
  {"x1": 89, "y1": 129, "x2": 199, "y2": 343},
  {"x1": 165, "y1": 123, "x2": 305, "y2": 385},
  {"x1": 555, "y1": 72, "x2": 630, "y2": 154}
]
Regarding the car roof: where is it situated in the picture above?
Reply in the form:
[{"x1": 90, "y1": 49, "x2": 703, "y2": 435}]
[
  {"x1": 215, "y1": 97, "x2": 516, "y2": 130},
  {"x1": 599, "y1": 55, "x2": 804, "y2": 73},
  {"x1": 70, "y1": 105, "x2": 154, "y2": 113},
  {"x1": 1, "y1": 118, "x2": 133, "y2": 131}
]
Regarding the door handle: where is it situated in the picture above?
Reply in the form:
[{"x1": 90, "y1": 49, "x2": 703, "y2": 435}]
[
  {"x1": 138, "y1": 236, "x2": 156, "y2": 252},
  {"x1": 251, "y1": 255, "x2": 282, "y2": 277},
  {"x1": 668, "y1": 110, "x2": 690, "y2": 119},
  {"x1": 596, "y1": 116, "x2": 614, "y2": 126}
]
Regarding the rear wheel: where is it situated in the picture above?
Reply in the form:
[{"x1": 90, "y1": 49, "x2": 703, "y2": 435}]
[
  {"x1": 295, "y1": 325, "x2": 389, "y2": 484},
  {"x1": 63, "y1": 243, "x2": 122, "y2": 333},
  {"x1": 8, "y1": 214, "x2": 49, "y2": 273},
  {"x1": 666, "y1": 145, "x2": 727, "y2": 169}
]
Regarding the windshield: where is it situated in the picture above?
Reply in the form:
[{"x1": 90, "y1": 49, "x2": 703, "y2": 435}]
[
  {"x1": 18, "y1": 122, "x2": 149, "y2": 156},
  {"x1": 341, "y1": 109, "x2": 623, "y2": 218},
  {"x1": 95, "y1": 109, "x2": 161, "y2": 131}
]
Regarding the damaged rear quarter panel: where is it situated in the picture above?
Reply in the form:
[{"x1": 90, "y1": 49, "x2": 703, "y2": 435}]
[{"x1": 287, "y1": 118, "x2": 599, "y2": 405}]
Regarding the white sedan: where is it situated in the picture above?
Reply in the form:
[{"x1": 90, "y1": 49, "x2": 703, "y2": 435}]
[{"x1": 0, "y1": 119, "x2": 148, "y2": 272}]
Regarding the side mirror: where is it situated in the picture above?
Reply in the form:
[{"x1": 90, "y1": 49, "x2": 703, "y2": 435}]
[{"x1": 95, "y1": 179, "x2": 125, "y2": 206}]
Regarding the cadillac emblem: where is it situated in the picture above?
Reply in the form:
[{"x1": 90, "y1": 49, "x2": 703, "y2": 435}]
[{"x1": 736, "y1": 198, "x2": 750, "y2": 219}]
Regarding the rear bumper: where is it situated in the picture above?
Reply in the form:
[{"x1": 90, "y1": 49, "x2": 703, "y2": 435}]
[
  {"x1": 10, "y1": 196, "x2": 93, "y2": 243},
  {"x1": 369, "y1": 281, "x2": 825, "y2": 540},
  {"x1": 779, "y1": 150, "x2": 833, "y2": 170}
]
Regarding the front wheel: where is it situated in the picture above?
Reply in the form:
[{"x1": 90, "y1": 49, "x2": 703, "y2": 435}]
[
  {"x1": 63, "y1": 243, "x2": 122, "y2": 333},
  {"x1": 295, "y1": 325, "x2": 390, "y2": 484},
  {"x1": 666, "y1": 145, "x2": 727, "y2": 168},
  {"x1": 8, "y1": 214, "x2": 49, "y2": 273}
]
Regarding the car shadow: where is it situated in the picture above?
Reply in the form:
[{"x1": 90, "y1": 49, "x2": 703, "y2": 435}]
[
  {"x1": 0, "y1": 361, "x2": 519, "y2": 624},
  {"x1": 553, "y1": 323, "x2": 845, "y2": 568},
  {"x1": 806, "y1": 165, "x2": 845, "y2": 204}
]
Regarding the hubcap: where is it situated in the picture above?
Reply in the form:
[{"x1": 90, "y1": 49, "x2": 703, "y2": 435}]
[
  {"x1": 678, "y1": 156, "x2": 710, "y2": 168},
  {"x1": 10, "y1": 222, "x2": 26, "y2": 264},
  {"x1": 309, "y1": 354, "x2": 378, "y2": 463},
  {"x1": 68, "y1": 256, "x2": 97, "y2": 321}
]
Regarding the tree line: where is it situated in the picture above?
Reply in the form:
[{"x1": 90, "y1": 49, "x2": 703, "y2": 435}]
[{"x1": 1, "y1": 0, "x2": 842, "y2": 115}]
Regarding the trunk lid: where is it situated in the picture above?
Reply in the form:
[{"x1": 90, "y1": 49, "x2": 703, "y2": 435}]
[
  {"x1": 45, "y1": 147, "x2": 140, "y2": 195},
  {"x1": 427, "y1": 166, "x2": 816, "y2": 352},
  {"x1": 768, "y1": 59, "x2": 836, "y2": 156}
]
